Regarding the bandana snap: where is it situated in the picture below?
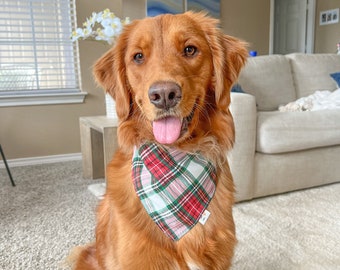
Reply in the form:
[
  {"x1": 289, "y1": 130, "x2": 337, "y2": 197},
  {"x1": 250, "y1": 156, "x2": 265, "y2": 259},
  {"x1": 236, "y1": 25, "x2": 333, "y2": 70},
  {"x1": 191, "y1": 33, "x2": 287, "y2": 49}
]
[{"x1": 132, "y1": 142, "x2": 216, "y2": 241}]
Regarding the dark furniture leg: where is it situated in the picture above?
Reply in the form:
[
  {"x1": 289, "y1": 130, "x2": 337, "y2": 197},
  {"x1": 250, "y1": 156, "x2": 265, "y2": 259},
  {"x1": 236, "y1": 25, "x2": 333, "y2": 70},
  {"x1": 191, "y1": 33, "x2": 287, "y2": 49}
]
[{"x1": 0, "y1": 145, "x2": 15, "y2": 187}]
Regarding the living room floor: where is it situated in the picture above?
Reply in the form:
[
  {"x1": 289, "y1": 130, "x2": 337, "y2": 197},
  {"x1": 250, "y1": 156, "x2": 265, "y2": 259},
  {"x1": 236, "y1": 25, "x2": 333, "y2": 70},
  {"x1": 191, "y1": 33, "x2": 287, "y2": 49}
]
[{"x1": 0, "y1": 161, "x2": 339, "y2": 270}]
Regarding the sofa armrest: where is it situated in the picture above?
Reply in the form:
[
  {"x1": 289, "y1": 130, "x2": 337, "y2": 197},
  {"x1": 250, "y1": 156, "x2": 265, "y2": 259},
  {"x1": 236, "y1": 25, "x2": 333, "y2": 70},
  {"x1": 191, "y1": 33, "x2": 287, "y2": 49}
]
[{"x1": 228, "y1": 92, "x2": 257, "y2": 202}]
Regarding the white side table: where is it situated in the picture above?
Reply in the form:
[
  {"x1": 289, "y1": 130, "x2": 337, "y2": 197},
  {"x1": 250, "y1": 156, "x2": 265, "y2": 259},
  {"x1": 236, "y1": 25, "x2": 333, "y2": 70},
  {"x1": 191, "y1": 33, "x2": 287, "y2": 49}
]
[{"x1": 79, "y1": 116, "x2": 118, "y2": 179}]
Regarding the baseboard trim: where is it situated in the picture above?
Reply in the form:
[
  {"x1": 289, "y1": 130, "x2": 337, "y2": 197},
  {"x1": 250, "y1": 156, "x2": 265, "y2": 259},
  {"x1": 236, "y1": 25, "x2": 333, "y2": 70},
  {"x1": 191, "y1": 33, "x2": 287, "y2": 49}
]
[{"x1": 0, "y1": 153, "x2": 82, "y2": 168}]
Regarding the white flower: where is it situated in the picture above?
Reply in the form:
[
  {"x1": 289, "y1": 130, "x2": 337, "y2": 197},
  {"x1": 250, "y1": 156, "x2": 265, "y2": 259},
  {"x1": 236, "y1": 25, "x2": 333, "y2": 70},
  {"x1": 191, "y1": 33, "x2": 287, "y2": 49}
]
[
  {"x1": 76, "y1": 28, "x2": 85, "y2": 37},
  {"x1": 101, "y1": 18, "x2": 114, "y2": 28},
  {"x1": 71, "y1": 8, "x2": 130, "y2": 45},
  {"x1": 103, "y1": 26, "x2": 114, "y2": 37}
]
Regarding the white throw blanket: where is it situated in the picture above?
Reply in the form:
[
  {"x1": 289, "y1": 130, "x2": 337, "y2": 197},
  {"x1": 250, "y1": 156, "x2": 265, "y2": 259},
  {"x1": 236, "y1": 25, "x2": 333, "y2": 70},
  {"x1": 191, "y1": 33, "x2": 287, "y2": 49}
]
[{"x1": 279, "y1": 88, "x2": 340, "y2": 112}]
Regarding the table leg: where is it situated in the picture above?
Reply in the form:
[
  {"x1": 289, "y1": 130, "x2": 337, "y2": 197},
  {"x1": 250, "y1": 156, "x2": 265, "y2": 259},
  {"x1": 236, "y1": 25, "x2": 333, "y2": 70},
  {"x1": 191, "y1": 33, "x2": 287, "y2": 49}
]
[
  {"x1": 103, "y1": 126, "x2": 118, "y2": 179},
  {"x1": 80, "y1": 122, "x2": 105, "y2": 179}
]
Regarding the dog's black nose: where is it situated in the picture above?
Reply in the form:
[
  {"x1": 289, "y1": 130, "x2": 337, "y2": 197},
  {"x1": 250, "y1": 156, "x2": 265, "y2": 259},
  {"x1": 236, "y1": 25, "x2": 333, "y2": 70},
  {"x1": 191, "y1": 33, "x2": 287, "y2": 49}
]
[{"x1": 148, "y1": 81, "x2": 182, "y2": 110}]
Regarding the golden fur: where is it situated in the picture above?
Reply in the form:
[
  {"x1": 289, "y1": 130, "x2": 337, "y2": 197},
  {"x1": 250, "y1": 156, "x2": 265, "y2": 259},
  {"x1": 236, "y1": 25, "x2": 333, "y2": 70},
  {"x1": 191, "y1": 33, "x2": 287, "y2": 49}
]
[{"x1": 73, "y1": 11, "x2": 248, "y2": 270}]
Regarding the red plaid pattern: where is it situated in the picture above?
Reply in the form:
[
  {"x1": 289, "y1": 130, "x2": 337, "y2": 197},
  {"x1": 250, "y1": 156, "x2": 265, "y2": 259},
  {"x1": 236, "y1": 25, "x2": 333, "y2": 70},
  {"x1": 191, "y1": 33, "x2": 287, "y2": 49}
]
[{"x1": 132, "y1": 142, "x2": 216, "y2": 241}]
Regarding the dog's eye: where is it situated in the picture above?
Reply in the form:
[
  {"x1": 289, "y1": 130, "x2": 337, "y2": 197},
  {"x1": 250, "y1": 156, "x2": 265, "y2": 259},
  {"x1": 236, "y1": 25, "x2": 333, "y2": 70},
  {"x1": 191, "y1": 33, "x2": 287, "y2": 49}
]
[
  {"x1": 133, "y1": 53, "x2": 144, "y2": 64},
  {"x1": 184, "y1": 46, "x2": 197, "y2": 57}
]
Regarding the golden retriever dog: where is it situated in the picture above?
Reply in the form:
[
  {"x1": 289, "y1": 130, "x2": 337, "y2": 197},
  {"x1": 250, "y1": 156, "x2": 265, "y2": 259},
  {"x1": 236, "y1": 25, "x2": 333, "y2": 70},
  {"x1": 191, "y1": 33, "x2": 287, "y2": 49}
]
[{"x1": 74, "y1": 11, "x2": 247, "y2": 270}]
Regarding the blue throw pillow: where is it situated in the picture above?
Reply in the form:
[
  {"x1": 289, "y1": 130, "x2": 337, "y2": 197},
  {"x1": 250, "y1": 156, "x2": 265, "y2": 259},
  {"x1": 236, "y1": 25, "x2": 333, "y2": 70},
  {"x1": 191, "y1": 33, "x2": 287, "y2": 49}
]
[
  {"x1": 231, "y1": 84, "x2": 245, "y2": 93},
  {"x1": 330, "y1": 72, "x2": 340, "y2": 87}
]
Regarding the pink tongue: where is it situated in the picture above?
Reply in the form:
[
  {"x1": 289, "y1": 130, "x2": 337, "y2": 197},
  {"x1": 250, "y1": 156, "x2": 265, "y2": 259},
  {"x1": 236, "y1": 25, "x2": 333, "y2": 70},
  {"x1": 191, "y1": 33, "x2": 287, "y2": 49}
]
[{"x1": 153, "y1": 117, "x2": 182, "y2": 144}]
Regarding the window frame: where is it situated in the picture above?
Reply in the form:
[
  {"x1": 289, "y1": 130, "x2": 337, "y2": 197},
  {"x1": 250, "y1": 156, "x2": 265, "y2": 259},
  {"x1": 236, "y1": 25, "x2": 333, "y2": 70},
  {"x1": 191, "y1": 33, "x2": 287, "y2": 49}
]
[{"x1": 0, "y1": 0, "x2": 87, "y2": 107}]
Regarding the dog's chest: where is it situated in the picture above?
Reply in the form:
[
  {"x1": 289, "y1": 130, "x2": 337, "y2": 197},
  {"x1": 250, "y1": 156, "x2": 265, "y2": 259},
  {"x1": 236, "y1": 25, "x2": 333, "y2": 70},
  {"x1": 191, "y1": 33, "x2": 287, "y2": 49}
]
[{"x1": 187, "y1": 262, "x2": 201, "y2": 270}]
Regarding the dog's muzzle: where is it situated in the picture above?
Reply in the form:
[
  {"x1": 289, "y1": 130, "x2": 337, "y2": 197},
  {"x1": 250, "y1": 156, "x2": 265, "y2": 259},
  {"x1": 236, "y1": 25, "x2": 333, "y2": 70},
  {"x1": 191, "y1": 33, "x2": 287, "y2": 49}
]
[{"x1": 148, "y1": 81, "x2": 182, "y2": 110}]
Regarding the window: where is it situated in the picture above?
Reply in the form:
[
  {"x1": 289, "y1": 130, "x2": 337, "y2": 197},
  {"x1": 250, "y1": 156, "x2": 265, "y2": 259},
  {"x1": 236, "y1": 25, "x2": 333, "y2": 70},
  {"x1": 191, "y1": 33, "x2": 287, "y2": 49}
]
[{"x1": 0, "y1": 0, "x2": 86, "y2": 107}]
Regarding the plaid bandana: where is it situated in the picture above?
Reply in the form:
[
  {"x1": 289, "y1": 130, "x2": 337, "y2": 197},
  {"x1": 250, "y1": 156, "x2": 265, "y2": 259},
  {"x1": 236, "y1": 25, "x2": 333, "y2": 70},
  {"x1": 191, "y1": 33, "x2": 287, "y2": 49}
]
[{"x1": 132, "y1": 142, "x2": 217, "y2": 241}]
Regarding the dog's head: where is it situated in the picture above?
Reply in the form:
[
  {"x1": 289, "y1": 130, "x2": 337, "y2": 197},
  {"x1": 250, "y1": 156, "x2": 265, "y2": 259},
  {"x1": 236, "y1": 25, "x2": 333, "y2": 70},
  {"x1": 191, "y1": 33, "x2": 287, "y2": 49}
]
[{"x1": 94, "y1": 12, "x2": 247, "y2": 152}]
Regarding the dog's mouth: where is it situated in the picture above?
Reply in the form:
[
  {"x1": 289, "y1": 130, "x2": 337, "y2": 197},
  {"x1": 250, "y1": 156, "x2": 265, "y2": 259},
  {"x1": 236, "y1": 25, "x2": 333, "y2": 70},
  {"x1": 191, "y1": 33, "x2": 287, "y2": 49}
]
[{"x1": 152, "y1": 105, "x2": 195, "y2": 145}]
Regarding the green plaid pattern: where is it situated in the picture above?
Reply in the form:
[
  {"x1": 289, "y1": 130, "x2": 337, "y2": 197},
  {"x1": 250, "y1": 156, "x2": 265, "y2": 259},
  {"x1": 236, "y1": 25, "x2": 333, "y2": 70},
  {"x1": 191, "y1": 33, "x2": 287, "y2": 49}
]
[{"x1": 132, "y1": 142, "x2": 217, "y2": 241}]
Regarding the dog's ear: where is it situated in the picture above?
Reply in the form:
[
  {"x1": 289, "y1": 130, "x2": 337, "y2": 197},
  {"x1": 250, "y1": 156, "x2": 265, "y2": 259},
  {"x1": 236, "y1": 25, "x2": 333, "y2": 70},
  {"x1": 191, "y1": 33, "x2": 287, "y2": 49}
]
[
  {"x1": 218, "y1": 34, "x2": 248, "y2": 109},
  {"x1": 93, "y1": 32, "x2": 131, "y2": 121},
  {"x1": 187, "y1": 12, "x2": 248, "y2": 110}
]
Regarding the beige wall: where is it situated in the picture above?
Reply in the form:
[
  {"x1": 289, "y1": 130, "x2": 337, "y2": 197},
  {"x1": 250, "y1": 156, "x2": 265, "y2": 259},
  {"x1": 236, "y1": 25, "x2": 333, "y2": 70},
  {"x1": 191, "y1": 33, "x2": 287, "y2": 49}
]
[
  {"x1": 221, "y1": 0, "x2": 271, "y2": 55},
  {"x1": 1, "y1": 0, "x2": 337, "y2": 159},
  {"x1": 314, "y1": 0, "x2": 340, "y2": 53},
  {"x1": 120, "y1": 0, "x2": 272, "y2": 54}
]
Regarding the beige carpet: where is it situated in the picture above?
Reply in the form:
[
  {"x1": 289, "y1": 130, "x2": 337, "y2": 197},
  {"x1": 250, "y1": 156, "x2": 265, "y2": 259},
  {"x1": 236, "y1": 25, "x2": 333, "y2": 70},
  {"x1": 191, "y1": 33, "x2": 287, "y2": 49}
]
[
  {"x1": 231, "y1": 184, "x2": 340, "y2": 270},
  {"x1": 0, "y1": 161, "x2": 339, "y2": 270}
]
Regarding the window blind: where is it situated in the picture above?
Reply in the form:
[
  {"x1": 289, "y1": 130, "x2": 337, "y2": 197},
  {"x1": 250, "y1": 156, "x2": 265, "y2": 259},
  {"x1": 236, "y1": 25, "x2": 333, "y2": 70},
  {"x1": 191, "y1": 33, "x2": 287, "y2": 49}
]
[{"x1": 0, "y1": 0, "x2": 81, "y2": 95}]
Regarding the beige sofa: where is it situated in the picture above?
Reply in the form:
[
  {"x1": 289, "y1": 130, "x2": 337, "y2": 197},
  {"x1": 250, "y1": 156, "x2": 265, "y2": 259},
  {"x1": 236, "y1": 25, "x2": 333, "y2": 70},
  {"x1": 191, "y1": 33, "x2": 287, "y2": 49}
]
[{"x1": 229, "y1": 53, "x2": 340, "y2": 202}]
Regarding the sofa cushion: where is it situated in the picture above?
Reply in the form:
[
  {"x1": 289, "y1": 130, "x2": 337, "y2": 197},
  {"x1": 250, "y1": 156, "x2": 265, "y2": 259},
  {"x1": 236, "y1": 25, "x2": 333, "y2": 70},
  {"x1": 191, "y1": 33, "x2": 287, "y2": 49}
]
[
  {"x1": 231, "y1": 83, "x2": 245, "y2": 93},
  {"x1": 330, "y1": 72, "x2": 340, "y2": 87},
  {"x1": 287, "y1": 53, "x2": 340, "y2": 98},
  {"x1": 256, "y1": 109, "x2": 340, "y2": 154},
  {"x1": 238, "y1": 55, "x2": 296, "y2": 111}
]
